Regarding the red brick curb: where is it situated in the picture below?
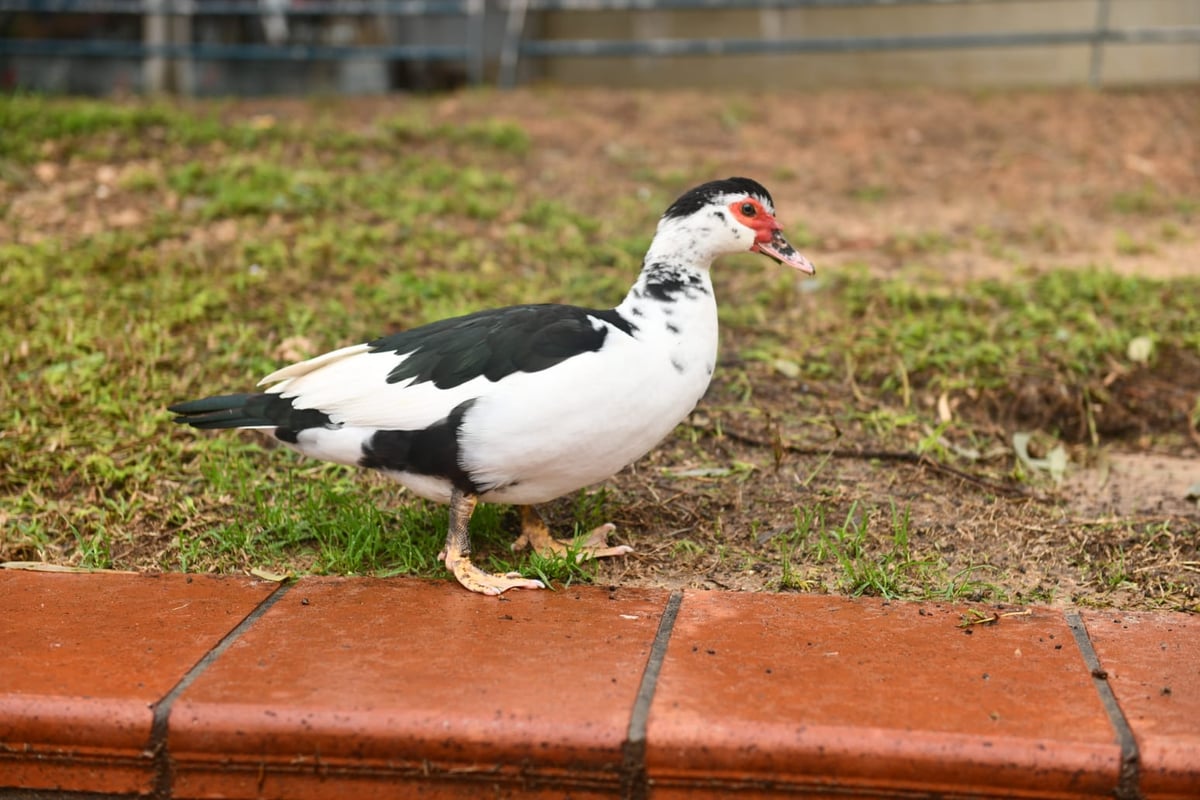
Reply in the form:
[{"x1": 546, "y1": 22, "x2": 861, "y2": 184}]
[{"x1": 1, "y1": 570, "x2": 1196, "y2": 798}]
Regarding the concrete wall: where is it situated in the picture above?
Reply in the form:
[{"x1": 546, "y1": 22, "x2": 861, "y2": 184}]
[{"x1": 534, "y1": 0, "x2": 1200, "y2": 88}]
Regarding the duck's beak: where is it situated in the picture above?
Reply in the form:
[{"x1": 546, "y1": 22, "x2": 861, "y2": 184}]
[{"x1": 753, "y1": 228, "x2": 816, "y2": 275}]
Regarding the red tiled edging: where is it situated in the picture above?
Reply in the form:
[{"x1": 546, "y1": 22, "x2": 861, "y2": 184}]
[
  {"x1": 646, "y1": 593, "x2": 1122, "y2": 798},
  {"x1": 168, "y1": 578, "x2": 669, "y2": 799},
  {"x1": 1, "y1": 570, "x2": 1197, "y2": 799},
  {"x1": 0, "y1": 571, "x2": 278, "y2": 795},
  {"x1": 1080, "y1": 610, "x2": 1200, "y2": 800}
]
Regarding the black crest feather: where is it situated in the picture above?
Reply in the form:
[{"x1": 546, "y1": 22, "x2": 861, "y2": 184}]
[{"x1": 662, "y1": 177, "x2": 774, "y2": 220}]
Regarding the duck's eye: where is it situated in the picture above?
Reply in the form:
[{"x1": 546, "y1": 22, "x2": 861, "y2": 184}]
[{"x1": 740, "y1": 202, "x2": 757, "y2": 217}]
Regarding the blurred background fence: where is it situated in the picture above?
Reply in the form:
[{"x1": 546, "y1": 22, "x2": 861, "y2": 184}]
[{"x1": 1, "y1": 0, "x2": 1197, "y2": 94}]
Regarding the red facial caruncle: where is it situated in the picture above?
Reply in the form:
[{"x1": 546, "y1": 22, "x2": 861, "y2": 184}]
[
  {"x1": 728, "y1": 197, "x2": 778, "y2": 245},
  {"x1": 729, "y1": 196, "x2": 815, "y2": 274}
]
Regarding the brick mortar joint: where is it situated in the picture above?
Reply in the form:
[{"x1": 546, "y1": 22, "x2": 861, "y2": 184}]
[
  {"x1": 621, "y1": 590, "x2": 682, "y2": 800},
  {"x1": 147, "y1": 580, "x2": 292, "y2": 800},
  {"x1": 1065, "y1": 611, "x2": 1142, "y2": 800}
]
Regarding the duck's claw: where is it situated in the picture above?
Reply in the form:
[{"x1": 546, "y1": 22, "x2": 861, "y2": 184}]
[{"x1": 513, "y1": 507, "x2": 634, "y2": 563}]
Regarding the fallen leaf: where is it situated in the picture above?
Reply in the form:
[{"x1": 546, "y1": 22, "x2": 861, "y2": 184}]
[
  {"x1": 1013, "y1": 432, "x2": 1068, "y2": 485},
  {"x1": 665, "y1": 467, "x2": 733, "y2": 479},
  {"x1": 1127, "y1": 335, "x2": 1154, "y2": 364},
  {"x1": 0, "y1": 561, "x2": 133, "y2": 574},
  {"x1": 250, "y1": 567, "x2": 291, "y2": 582},
  {"x1": 773, "y1": 358, "x2": 801, "y2": 379},
  {"x1": 937, "y1": 392, "x2": 952, "y2": 423}
]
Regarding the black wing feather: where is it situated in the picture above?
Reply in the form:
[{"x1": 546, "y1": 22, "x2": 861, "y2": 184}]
[{"x1": 369, "y1": 304, "x2": 635, "y2": 390}]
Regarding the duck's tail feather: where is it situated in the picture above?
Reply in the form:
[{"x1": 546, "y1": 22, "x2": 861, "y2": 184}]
[{"x1": 168, "y1": 392, "x2": 333, "y2": 432}]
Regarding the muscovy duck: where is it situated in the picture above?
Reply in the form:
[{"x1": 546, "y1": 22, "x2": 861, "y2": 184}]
[{"x1": 169, "y1": 177, "x2": 815, "y2": 595}]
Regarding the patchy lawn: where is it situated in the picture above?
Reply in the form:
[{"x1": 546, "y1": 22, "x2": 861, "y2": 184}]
[{"x1": 2, "y1": 87, "x2": 1198, "y2": 609}]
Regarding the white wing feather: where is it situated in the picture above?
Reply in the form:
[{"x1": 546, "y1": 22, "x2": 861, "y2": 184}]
[
  {"x1": 258, "y1": 343, "x2": 485, "y2": 431},
  {"x1": 258, "y1": 342, "x2": 371, "y2": 387}
]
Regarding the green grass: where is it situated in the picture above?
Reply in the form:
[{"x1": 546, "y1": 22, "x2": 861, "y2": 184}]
[
  {"x1": 806, "y1": 265, "x2": 1200, "y2": 395},
  {"x1": 777, "y1": 502, "x2": 996, "y2": 600},
  {"x1": 0, "y1": 94, "x2": 294, "y2": 165},
  {"x1": 382, "y1": 114, "x2": 531, "y2": 154},
  {"x1": 0, "y1": 95, "x2": 607, "y2": 583},
  {"x1": 2, "y1": 94, "x2": 1198, "y2": 594},
  {"x1": 1110, "y1": 184, "x2": 1200, "y2": 218}
]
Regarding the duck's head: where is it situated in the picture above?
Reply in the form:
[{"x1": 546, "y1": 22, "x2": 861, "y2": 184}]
[{"x1": 651, "y1": 177, "x2": 815, "y2": 275}]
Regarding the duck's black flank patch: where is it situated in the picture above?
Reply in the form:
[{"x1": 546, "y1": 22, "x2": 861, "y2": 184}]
[{"x1": 360, "y1": 399, "x2": 479, "y2": 493}]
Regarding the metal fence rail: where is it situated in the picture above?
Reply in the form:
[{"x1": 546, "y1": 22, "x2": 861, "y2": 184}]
[
  {"x1": 0, "y1": 0, "x2": 487, "y2": 90},
  {"x1": 1, "y1": 0, "x2": 1198, "y2": 91},
  {"x1": 0, "y1": 0, "x2": 471, "y2": 12},
  {"x1": 498, "y1": 0, "x2": 1200, "y2": 87}
]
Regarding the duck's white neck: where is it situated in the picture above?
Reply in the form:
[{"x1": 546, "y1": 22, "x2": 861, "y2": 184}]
[
  {"x1": 610, "y1": 216, "x2": 721, "y2": 407},
  {"x1": 640, "y1": 215, "x2": 723, "y2": 273},
  {"x1": 613, "y1": 214, "x2": 725, "y2": 319}
]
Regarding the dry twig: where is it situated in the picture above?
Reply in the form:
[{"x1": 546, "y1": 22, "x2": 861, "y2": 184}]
[
  {"x1": 706, "y1": 423, "x2": 1045, "y2": 501},
  {"x1": 959, "y1": 608, "x2": 1033, "y2": 627}
]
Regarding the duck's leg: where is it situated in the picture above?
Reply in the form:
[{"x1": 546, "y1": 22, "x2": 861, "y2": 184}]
[
  {"x1": 440, "y1": 489, "x2": 546, "y2": 595},
  {"x1": 512, "y1": 505, "x2": 634, "y2": 563}
]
